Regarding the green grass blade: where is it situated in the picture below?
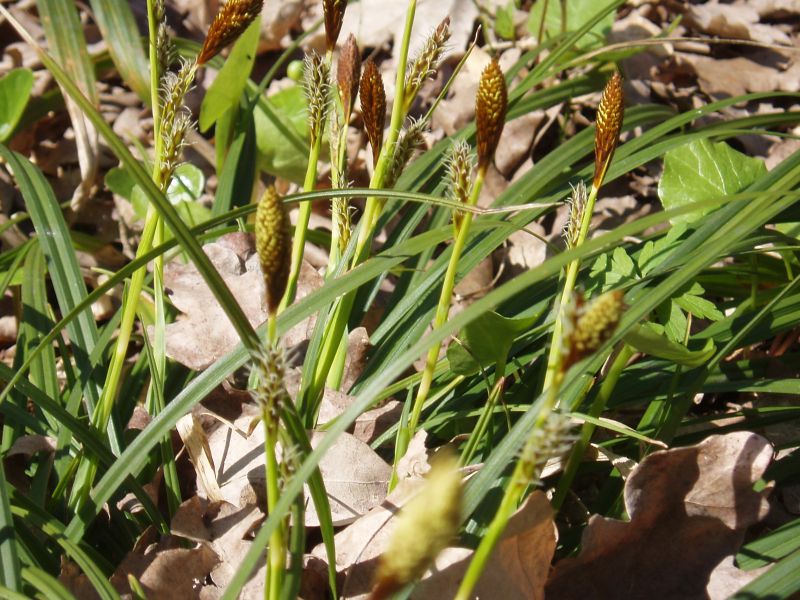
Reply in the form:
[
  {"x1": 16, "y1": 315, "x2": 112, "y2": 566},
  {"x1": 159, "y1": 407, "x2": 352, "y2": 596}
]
[
  {"x1": 87, "y1": 0, "x2": 150, "y2": 100},
  {"x1": 21, "y1": 567, "x2": 78, "y2": 600},
  {"x1": 10, "y1": 491, "x2": 117, "y2": 600},
  {"x1": 0, "y1": 462, "x2": 22, "y2": 591},
  {"x1": 730, "y1": 548, "x2": 800, "y2": 600},
  {"x1": 0, "y1": 147, "x2": 103, "y2": 419}
]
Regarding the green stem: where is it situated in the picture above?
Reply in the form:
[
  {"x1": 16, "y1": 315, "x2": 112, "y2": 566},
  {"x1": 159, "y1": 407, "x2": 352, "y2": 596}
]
[
  {"x1": 283, "y1": 123, "x2": 326, "y2": 309},
  {"x1": 264, "y1": 421, "x2": 285, "y2": 600},
  {"x1": 145, "y1": 0, "x2": 160, "y2": 125},
  {"x1": 455, "y1": 370, "x2": 564, "y2": 600},
  {"x1": 304, "y1": 0, "x2": 417, "y2": 414},
  {"x1": 542, "y1": 183, "x2": 600, "y2": 390},
  {"x1": 401, "y1": 168, "x2": 486, "y2": 458},
  {"x1": 460, "y1": 360, "x2": 506, "y2": 467},
  {"x1": 351, "y1": 0, "x2": 417, "y2": 267},
  {"x1": 551, "y1": 343, "x2": 633, "y2": 510}
]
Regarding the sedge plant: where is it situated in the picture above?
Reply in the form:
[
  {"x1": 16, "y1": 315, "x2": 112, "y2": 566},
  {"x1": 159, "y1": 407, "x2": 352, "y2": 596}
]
[{"x1": 397, "y1": 58, "x2": 508, "y2": 471}]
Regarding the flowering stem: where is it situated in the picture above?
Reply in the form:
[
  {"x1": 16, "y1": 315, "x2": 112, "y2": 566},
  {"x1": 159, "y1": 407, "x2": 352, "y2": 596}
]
[
  {"x1": 454, "y1": 372, "x2": 564, "y2": 600},
  {"x1": 542, "y1": 182, "x2": 600, "y2": 391},
  {"x1": 351, "y1": 0, "x2": 416, "y2": 266},
  {"x1": 301, "y1": 0, "x2": 417, "y2": 418},
  {"x1": 552, "y1": 343, "x2": 633, "y2": 510},
  {"x1": 264, "y1": 418, "x2": 285, "y2": 600},
  {"x1": 394, "y1": 167, "x2": 487, "y2": 478},
  {"x1": 283, "y1": 58, "x2": 331, "y2": 309}
]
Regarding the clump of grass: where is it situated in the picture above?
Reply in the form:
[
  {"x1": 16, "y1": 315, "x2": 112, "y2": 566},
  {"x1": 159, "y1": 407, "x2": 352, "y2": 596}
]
[{"x1": 2, "y1": 1, "x2": 800, "y2": 598}]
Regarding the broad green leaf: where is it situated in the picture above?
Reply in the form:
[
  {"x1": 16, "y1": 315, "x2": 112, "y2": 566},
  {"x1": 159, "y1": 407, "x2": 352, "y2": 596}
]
[
  {"x1": 0, "y1": 69, "x2": 33, "y2": 142},
  {"x1": 199, "y1": 19, "x2": 260, "y2": 132},
  {"x1": 527, "y1": 0, "x2": 616, "y2": 49},
  {"x1": 255, "y1": 85, "x2": 309, "y2": 183},
  {"x1": 447, "y1": 311, "x2": 540, "y2": 376},
  {"x1": 658, "y1": 139, "x2": 767, "y2": 225},
  {"x1": 624, "y1": 323, "x2": 716, "y2": 367}
]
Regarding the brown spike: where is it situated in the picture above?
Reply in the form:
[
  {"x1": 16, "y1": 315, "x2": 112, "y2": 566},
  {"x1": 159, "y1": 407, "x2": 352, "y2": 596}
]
[
  {"x1": 593, "y1": 71, "x2": 624, "y2": 189},
  {"x1": 475, "y1": 58, "x2": 507, "y2": 170},
  {"x1": 323, "y1": 0, "x2": 347, "y2": 51},
  {"x1": 255, "y1": 187, "x2": 291, "y2": 315},
  {"x1": 197, "y1": 0, "x2": 263, "y2": 66},
  {"x1": 359, "y1": 58, "x2": 386, "y2": 168},
  {"x1": 337, "y1": 33, "x2": 361, "y2": 122}
]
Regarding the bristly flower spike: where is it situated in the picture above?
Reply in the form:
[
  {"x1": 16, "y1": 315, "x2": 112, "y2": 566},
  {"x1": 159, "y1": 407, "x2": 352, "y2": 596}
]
[
  {"x1": 255, "y1": 186, "x2": 292, "y2": 315},
  {"x1": 197, "y1": 0, "x2": 264, "y2": 66},
  {"x1": 304, "y1": 51, "x2": 332, "y2": 147},
  {"x1": 337, "y1": 33, "x2": 361, "y2": 124},
  {"x1": 360, "y1": 58, "x2": 386, "y2": 168},
  {"x1": 475, "y1": 58, "x2": 508, "y2": 171},
  {"x1": 403, "y1": 16, "x2": 451, "y2": 113},
  {"x1": 563, "y1": 181, "x2": 588, "y2": 249},
  {"x1": 593, "y1": 71, "x2": 624, "y2": 189},
  {"x1": 446, "y1": 140, "x2": 474, "y2": 233},
  {"x1": 323, "y1": 0, "x2": 347, "y2": 52}
]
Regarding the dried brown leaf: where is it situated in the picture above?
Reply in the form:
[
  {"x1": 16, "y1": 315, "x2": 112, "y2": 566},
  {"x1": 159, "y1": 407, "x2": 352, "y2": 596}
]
[{"x1": 546, "y1": 432, "x2": 773, "y2": 600}]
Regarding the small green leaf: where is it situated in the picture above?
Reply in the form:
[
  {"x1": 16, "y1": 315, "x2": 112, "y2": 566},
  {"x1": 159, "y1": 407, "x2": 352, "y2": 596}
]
[
  {"x1": 199, "y1": 19, "x2": 260, "y2": 132},
  {"x1": 255, "y1": 85, "x2": 309, "y2": 183},
  {"x1": 0, "y1": 69, "x2": 33, "y2": 142},
  {"x1": 527, "y1": 0, "x2": 615, "y2": 49},
  {"x1": 167, "y1": 164, "x2": 205, "y2": 205},
  {"x1": 104, "y1": 166, "x2": 136, "y2": 201},
  {"x1": 447, "y1": 311, "x2": 539, "y2": 376},
  {"x1": 674, "y1": 290, "x2": 723, "y2": 321},
  {"x1": 495, "y1": 3, "x2": 516, "y2": 40},
  {"x1": 658, "y1": 139, "x2": 767, "y2": 225},
  {"x1": 624, "y1": 323, "x2": 715, "y2": 367},
  {"x1": 130, "y1": 164, "x2": 205, "y2": 220}
]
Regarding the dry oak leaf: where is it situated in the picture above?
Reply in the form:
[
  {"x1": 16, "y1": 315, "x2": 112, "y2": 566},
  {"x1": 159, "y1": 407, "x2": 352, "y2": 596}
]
[
  {"x1": 156, "y1": 233, "x2": 322, "y2": 370},
  {"x1": 546, "y1": 431, "x2": 773, "y2": 600},
  {"x1": 335, "y1": 489, "x2": 555, "y2": 600},
  {"x1": 203, "y1": 411, "x2": 392, "y2": 526}
]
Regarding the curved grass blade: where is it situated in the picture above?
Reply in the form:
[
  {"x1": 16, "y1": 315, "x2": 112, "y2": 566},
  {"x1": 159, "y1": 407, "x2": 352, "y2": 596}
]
[
  {"x1": 21, "y1": 567, "x2": 78, "y2": 600},
  {"x1": 0, "y1": 8, "x2": 263, "y2": 357},
  {"x1": 0, "y1": 462, "x2": 21, "y2": 591},
  {"x1": 88, "y1": 0, "x2": 150, "y2": 100},
  {"x1": 10, "y1": 491, "x2": 117, "y2": 600},
  {"x1": 0, "y1": 146, "x2": 103, "y2": 423}
]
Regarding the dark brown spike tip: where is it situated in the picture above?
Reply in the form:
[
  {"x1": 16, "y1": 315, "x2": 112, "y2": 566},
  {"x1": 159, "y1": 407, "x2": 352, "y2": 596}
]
[
  {"x1": 475, "y1": 58, "x2": 508, "y2": 170},
  {"x1": 197, "y1": 0, "x2": 263, "y2": 65},
  {"x1": 359, "y1": 58, "x2": 386, "y2": 168},
  {"x1": 337, "y1": 33, "x2": 361, "y2": 121},
  {"x1": 323, "y1": 0, "x2": 347, "y2": 51},
  {"x1": 593, "y1": 71, "x2": 624, "y2": 189}
]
